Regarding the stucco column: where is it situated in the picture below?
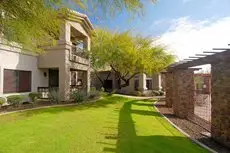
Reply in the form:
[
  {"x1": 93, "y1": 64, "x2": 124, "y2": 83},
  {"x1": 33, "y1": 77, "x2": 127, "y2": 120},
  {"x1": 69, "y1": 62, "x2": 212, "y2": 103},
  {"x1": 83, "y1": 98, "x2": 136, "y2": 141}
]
[
  {"x1": 83, "y1": 37, "x2": 91, "y2": 51},
  {"x1": 85, "y1": 37, "x2": 91, "y2": 95},
  {"x1": 152, "y1": 73, "x2": 162, "y2": 90},
  {"x1": 211, "y1": 61, "x2": 230, "y2": 148},
  {"x1": 59, "y1": 65, "x2": 70, "y2": 101},
  {"x1": 138, "y1": 73, "x2": 147, "y2": 92},
  {"x1": 165, "y1": 72, "x2": 173, "y2": 107},
  {"x1": 172, "y1": 70, "x2": 195, "y2": 118},
  {"x1": 86, "y1": 69, "x2": 90, "y2": 94},
  {"x1": 0, "y1": 66, "x2": 3, "y2": 95},
  {"x1": 59, "y1": 22, "x2": 71, "y2": 44}
]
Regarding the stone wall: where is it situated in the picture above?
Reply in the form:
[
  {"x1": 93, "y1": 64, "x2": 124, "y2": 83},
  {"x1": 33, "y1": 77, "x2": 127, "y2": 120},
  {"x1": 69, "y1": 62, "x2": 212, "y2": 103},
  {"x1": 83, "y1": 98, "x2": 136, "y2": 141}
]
[
  {"x1": 211, "y1": 61, "x2": 230, "y2": 148},
  {"x1": 165, "y1": 72, "x2": 173, "y2": 107},
  {"x1": 172, "y1": 70, "x2": 195, "y2": 118}
]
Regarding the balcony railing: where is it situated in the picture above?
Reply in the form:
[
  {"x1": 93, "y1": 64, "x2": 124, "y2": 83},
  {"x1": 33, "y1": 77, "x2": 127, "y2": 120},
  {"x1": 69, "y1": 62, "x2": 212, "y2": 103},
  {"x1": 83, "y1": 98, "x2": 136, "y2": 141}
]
[{"x1": 71, "y1": 45, "x2": 89, "y2": 59}]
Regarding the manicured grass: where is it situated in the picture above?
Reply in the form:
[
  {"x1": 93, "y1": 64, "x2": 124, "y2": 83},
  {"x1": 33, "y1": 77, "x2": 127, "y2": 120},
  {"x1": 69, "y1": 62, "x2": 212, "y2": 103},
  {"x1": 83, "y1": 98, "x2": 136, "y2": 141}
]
[{"x1": 0, "y1": 95, "x2": 209, "y2": 153}]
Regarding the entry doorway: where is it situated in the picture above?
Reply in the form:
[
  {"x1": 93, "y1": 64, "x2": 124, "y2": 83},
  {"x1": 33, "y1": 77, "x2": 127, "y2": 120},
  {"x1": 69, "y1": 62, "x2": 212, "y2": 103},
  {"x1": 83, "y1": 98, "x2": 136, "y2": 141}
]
[{"x1": 49, "y1": 69, "x2": 59, "y2": 87}]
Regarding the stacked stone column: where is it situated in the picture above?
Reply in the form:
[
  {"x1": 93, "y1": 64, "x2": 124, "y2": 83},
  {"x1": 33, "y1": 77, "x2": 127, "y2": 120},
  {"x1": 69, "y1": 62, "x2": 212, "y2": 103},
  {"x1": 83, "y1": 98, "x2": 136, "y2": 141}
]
[
  {"x1": 165, "y1": 69, "x2": 195, "y2": 119},
  {"x1": 173, "y1": 70, "x2": 195, "y2": 118},
  {"x1": 211, "y1": 61, "x2": 230, "y2": 148},
  {"x1": 165, "y1": 72, "x2": 173, "y2": 107}
]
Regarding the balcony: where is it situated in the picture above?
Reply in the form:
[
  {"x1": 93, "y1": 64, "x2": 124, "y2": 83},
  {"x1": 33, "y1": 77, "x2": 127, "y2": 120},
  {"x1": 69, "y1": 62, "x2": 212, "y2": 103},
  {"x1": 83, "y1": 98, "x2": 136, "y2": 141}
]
[
  {"x1": 71, "y1": 46, "x2": 89, "y2": 59},
  {"x1": 69, "y1": 45, "x2": 90, "y2": 65}
]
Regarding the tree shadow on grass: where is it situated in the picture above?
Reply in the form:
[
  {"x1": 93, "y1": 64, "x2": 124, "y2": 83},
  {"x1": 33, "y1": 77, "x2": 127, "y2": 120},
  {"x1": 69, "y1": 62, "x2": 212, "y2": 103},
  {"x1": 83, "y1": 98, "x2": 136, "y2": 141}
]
[
  {"x1": 101, "y1": 99, "x2": 209, "y2": 153},
  {"x1": 132, "y1": 102, "x2": 154, "y2": 107}
]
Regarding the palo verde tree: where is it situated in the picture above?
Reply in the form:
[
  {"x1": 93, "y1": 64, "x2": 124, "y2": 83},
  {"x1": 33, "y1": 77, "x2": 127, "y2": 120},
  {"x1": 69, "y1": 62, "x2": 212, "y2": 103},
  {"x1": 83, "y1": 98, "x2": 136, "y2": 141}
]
[
  {"x1": 0, "y1": 0, "x2": 156, "y2": 53},
  {"x1": 90, "y1": 29, "x2": 175, "y2": 90}
]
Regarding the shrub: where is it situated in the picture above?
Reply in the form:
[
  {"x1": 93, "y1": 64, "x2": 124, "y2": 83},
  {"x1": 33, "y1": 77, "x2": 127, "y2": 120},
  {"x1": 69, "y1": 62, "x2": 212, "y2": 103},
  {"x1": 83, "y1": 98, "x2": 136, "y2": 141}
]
[
  {"x1": 89, "y1": 88, "x2": 101, "y2": 99},
  {"x1": 152, "y1": 90, "x2": 160, "y2": 96},
  {"x1": 7, "y1": 95, "x2": 24, "y2": 106},
  {"x1": 0, "y1": 97, "x2": 5, "y2": 106},
  {"x1": 48, "y1": 89, "x2": 61, "y2": 104},
  {"x1": 28, "y1": 92, "x2": 41, "y2": 102},
  {"x1": 132, "y1": 91, "x2": 142, "y2": 96},
  {"x1": 71, "y1": 90, "x2": 85, "y2": 103},
  {"x1": 100, "y1": 87, "x2": 105, "y2": 92},
  {"x1": 107, "y1": 89, "x2": 116, "y2": 96},
  {"x1": 90, "y1": 87, "x2": 97, "y2": 92},
  {"x1": 158, "y1": 90, "x2": 165, "y2": 96}
]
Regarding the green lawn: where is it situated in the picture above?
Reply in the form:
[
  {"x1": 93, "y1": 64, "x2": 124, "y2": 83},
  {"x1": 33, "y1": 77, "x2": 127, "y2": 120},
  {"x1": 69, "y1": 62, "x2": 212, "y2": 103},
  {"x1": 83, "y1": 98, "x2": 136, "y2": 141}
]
[{"x1": 0, "y1": 95, "x2": 209, "y2": 153}]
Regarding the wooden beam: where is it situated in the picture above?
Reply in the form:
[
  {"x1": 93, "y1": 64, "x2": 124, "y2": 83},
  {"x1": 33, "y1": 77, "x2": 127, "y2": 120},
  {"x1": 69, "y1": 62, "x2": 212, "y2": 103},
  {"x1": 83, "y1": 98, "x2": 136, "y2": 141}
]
[
  {"x1": 184, "y1": 59, "x2": 193, "y2": 61},
  {"x1": 203, "y1": 51, "x2": 218, "y2": 53},
  {"x1": 180, "y1": 60, "x2": 189, "y2": 63},
  {"x1": 188, "y1": 68, "x2": 202, "y2": 71},
  {"x1": 195, "y1": 54, "x2": 208, "y2": 56},
  {"x1": 213, "y1": 48, "x2": 230, "y2": 50},
  {"x1": 168, "y1": 50, "x2": 230, "y2": 71},
  {"x1": 189, "y1": 56, "x2": 200, "y2": 59}
]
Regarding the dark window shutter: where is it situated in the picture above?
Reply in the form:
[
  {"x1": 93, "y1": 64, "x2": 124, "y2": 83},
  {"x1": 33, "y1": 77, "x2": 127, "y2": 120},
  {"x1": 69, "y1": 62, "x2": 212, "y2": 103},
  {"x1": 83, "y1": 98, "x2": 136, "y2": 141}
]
[
  {"x1": 3, "y1": 69, "x2": 17, "y2": 93},
  {"x1": 19, "y1": 71, "x2": 31, "y2": 92}
]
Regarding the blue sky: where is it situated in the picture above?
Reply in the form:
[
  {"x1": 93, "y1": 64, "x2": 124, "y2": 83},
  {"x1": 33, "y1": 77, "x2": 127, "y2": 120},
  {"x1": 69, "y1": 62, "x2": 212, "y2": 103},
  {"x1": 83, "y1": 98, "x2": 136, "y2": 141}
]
[
  {"x1": 87, "y1": 0, "x2": 230, "y2": 37},
  {"x1": 73, "y1": 0, "x2": 230, "y2": 62}
]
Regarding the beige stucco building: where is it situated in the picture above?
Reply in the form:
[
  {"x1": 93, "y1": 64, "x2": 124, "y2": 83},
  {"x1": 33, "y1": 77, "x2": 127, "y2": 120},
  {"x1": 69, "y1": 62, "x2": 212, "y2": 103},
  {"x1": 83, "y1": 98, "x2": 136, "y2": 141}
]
[
  {"x1": 0, "y1": 11, "x2": 93, "y2": 101},
  {"x1": 91, "y1": 71, "x2": 162, "y2": 95}
]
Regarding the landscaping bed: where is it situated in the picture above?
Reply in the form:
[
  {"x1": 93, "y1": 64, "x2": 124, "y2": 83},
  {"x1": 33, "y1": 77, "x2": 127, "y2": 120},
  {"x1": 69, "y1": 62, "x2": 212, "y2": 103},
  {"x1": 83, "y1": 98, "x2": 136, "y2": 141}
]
[
  {"x1": 0, "y1": 88, "x2": 103, "y2": 114},
  {"x1": 0, "y1": 100, "x2": 72, "y2": 114},
  {"x1": 0, "y1": 98, "x2": 101, "y2": 114},
  {"x1": 156, "y1": 101, "x2": 230, "y2": 153}
]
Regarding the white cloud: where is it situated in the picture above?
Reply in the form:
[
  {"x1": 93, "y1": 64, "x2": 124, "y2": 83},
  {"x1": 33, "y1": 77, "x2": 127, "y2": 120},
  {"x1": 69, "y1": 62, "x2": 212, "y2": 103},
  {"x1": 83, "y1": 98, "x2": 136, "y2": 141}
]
[{"x1": 158, "y1": 16, "x2": 230, "y2": 61}]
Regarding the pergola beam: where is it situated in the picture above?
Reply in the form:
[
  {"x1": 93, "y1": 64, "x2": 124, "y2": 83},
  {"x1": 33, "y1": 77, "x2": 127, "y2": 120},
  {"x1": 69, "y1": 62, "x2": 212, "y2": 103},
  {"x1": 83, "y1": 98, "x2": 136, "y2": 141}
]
[
  {"x1": 213, "y1": 48, "x2": 230, "y2": 50},
  {"x1": 203, "y1": 51, "x2": 218, "y2": 54},
  {"x1": 189, "y1": 56, "x2": 200, "y2": 59},
  {"x1": 195, "y1": 54, "x2": 208, "y2": 56},
  {"x1": 184, "y1": 59, "x2": 193, "y2": 61},
  {"x1": 167, "y1": 49, "x2": 230, "y2": 71}
]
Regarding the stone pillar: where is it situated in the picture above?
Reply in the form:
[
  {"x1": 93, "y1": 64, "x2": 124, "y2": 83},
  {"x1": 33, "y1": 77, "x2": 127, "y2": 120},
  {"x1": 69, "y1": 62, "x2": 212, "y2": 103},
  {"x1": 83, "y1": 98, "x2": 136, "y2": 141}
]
[
  {"x1": 152, "y1": 73, "x2": 162, "y2": 90},
  {"x1": 59, "y1": 65, "x2": 70, "y2": 101},
  {"x1": 138, "y1": 73, "x2": 147, "y2": 92},
  {"x1": 172, "y1": 70, "x2": 195, "y2": 118},
  {"x1": 165, "y1": 72, "x2": 173, "y2": 107},
  {"x1": 211, "y1": 61, "x2": 230, "y2": 148}
]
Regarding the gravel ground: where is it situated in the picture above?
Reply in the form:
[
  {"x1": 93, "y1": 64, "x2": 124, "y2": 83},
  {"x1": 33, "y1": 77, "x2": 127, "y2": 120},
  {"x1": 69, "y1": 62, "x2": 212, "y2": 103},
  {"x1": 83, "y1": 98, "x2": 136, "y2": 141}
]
[{"x1": 155, "y1": 101, "x2": 230, "y2": 153}]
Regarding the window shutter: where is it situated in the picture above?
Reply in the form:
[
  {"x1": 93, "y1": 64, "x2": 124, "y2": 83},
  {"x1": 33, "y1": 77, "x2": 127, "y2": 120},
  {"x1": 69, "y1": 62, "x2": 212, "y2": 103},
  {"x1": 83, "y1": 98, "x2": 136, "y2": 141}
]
[
  {"x1": 19, "y1": 71, "x2": 31, "y2": 92},
  {"x1": 3, "y1": 69, "x2": 17, "y2": 93}
]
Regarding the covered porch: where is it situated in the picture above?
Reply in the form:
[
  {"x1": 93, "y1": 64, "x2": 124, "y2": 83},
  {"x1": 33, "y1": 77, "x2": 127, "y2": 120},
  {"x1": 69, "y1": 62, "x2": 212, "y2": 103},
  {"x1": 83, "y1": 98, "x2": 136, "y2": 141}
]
[{"x1": 37, "y1": 67, "x2": 90, "y2": 101}]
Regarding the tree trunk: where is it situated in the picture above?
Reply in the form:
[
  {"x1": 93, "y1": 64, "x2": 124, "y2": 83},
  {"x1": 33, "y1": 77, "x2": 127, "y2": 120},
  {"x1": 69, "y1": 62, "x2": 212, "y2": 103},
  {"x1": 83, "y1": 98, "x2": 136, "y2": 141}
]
[{"x1": 94, "y1": 70, "x2": 112, "y2": 91}]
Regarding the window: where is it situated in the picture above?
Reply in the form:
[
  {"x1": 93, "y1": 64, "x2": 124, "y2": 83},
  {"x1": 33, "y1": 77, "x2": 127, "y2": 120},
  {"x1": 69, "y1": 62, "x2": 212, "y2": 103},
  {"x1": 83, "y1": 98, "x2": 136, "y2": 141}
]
[{"x1": 3, "y1": 69, "x2": 31, "y2": 93}]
